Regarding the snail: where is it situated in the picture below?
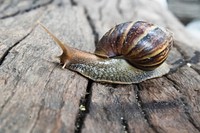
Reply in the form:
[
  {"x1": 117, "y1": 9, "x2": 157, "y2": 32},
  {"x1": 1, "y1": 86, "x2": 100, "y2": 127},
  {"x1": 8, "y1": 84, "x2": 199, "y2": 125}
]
[{"x1": 38, "y1": 21, "x2": 173, "y2": 84}]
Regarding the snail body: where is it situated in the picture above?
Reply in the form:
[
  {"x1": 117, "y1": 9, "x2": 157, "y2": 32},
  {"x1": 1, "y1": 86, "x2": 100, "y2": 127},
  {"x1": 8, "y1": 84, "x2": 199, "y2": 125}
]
[{"x1": 39, "y1": 21, "x2": 173, "y2": 84}]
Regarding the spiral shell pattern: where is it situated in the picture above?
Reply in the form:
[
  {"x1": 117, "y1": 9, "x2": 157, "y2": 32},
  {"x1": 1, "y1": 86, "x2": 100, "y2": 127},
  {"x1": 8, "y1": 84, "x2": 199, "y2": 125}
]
[{"x1": 95, "y1": 21, "x2": 173, "y2": 70}]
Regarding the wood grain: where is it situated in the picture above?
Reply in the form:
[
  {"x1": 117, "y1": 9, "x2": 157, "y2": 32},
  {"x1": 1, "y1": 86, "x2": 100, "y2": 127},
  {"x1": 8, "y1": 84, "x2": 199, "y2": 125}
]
[{"x1": 0, "y1": 0, "x2": 200, "y2": 133}]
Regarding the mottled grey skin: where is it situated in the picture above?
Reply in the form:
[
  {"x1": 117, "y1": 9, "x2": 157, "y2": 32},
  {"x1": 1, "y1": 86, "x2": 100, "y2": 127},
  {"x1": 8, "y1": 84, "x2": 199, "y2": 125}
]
[{"x1": 68, "y1": 58, "x2": 170, "y2": 84}]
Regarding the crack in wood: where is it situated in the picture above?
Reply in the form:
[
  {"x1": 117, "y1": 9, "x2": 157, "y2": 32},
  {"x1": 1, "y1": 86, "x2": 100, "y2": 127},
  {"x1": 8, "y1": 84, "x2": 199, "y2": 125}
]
[
  {"x1": 168, "y1": 47, "x2": 187, "y2": 74},
  {"x1": 43, "y1": 65, "x2": 57, "y2": 90},
  {"x1": 59, "y1": 97, "x2": 65, "y2": 110},
  {"x1": 165, "y1": 76, "x2": 182, "y2": 94},
  {"x1": 171, "y1": 58, "x2": 186, "y2": 67},
  {"x1": 84, "y1": 8, "x2": 99, "y2": 45},
  {"x1": 169, "y1": 43, "x2": 187, "y2": 73},
  {"x1": 165, "y1": 76, "x2": 200, "y2": 132},
  {"x1": 186, "y1": 51, "x2": 200, "y2": 75},
  {"x1": 190, "y1": 66, "x2": 200, "y2": 75},
  {"x1": 1, "y1": 10, "x2": 20, "y2": 19},
  {"x1": 180, "y1": 97, "x2": 200, "y2": 132},
  {"x1": 71, "y1": 1, "x2": 99, "y2": 45},
  {"x1": 169, "y1": 61, "x2": 200, "y2": 75},
  {"x1": 188, "y1": 66, "x2": 200, "y2": 77},
  {"x1": 120, "y1": 117, "x2": 130, "y2": 133},
  {"x1": 74, "y1": 80, "x2": 93, "y2": 133},
  {"x1": 169, "y1": 41, "x2": 200, "y2": 74},
  {"x1": 169, "y1": 63, "x2": 186, "y2": 74},
  {"x1": 0, "y1": 0, "x2": 53, "y2": 19},
  {"x1": 189, "y1": 51, "x2": 200, "y2": 64},
  {"x1": 0, "y1": 25, "x2": 37, "y2": 66},
  {"x1": 0, "y1": 36, "x2": 27, "y2": 66},
  {"x1": 173, "y1": 41, "x2": 200, "y2": 64},
  {"x1": 134, "y1": 84, "x2": 159, "y2": 133},
  {"x1": 110, "y1": 93, "x2": 130, "y2": 133}
]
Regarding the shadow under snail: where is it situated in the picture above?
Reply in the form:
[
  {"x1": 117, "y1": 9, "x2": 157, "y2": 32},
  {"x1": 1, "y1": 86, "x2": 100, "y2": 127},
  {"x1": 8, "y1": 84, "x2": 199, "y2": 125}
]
[{"x1": 38, "y1": 21, "x2": 173, "y2": 84}]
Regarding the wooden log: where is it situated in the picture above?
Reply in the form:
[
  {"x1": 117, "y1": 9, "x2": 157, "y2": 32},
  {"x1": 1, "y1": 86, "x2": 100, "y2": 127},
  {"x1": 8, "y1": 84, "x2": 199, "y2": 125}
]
[{"x1": 0, "y1": 0, "x2": 200, "y2": 133}]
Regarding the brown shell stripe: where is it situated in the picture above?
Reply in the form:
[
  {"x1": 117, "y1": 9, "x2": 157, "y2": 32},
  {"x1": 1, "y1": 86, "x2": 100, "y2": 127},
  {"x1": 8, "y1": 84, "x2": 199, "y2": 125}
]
[
  {"x1": 134, "y1": 47, "x2": 169, "y2": 67},
  {"x1": 95, "y1": 22, "x2": 135, "y2": 58},
  {"x1": 109, "y1": 27, "x2": 119, "y2": 55},
  {"x1": 129, "y1": 52, "x2": 168, "y2": 70},
  {"x1": 105, "y1": 27, "x2": 116, "y2": 57},
  {"x1": 137, "y1": 59, "x2": 166, "y2": 70},
  {"x1": 126, "y1": 27, "x2": 165, "y2": 58},
  {"x1": 136, "y1": 40, "x2": 169, "y2": 60},
  {"x1": 123, "y1": 22, "x2": 157, "y2": 56},
  {"x1": 115, "y1": 21, "x2": 135, "y2": 55},
  {"x1": 132, "y1": 28, "x2": 168, "y2": 60},
  {"x1": 95, "y1": 28, "x2": 115, "y2": 58}
]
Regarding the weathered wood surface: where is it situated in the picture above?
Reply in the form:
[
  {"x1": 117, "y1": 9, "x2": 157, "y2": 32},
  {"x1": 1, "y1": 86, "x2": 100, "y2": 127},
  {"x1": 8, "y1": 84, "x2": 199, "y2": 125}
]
[{"x1": 0, "y1": 0, "x2": 200, "y2": 133}]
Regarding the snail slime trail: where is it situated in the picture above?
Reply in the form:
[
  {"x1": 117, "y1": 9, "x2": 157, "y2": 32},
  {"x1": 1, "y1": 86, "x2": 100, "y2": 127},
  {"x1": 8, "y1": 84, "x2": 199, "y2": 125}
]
[{"x1": 38, "y1": 21, "x2": 173, "y2": 84}]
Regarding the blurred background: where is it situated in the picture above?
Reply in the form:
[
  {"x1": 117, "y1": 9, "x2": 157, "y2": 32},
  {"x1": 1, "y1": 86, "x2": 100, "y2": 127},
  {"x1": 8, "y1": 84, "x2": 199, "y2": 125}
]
[{"x1": 162, "y1": 0, "x2": 200, "y2": 40}]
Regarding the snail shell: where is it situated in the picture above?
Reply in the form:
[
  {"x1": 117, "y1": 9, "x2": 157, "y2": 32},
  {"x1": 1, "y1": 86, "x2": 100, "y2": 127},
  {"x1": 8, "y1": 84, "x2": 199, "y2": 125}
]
[{"x1": 95, "y1": 21, "x2": 173, "y2": 70}]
